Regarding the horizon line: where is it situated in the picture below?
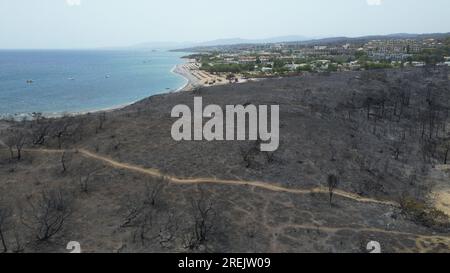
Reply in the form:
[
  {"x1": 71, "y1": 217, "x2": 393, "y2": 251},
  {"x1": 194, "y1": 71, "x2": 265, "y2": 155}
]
[{"x1": 1, "y1": 31, "x2": 449, "y2": 51}]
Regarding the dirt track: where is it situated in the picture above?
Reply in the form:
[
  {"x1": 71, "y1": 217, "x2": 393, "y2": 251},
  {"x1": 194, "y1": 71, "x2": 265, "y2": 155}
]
[
  {"x1": 2, "y1": 146, "x2": 447, "y2": 250},
  {"x1": 21, "y1": 146, "x2": 399, "y2": 207}
]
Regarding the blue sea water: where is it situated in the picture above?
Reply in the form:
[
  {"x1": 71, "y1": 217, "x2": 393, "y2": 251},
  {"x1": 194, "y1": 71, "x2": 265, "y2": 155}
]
[{"x1": 0, "y1": 50, "x2": 188, "y2": 117}]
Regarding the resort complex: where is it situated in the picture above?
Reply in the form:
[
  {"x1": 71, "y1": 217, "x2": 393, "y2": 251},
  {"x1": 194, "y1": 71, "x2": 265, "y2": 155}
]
[{"x1": 176, "y1": 34, "x2": 450, "y2": 84}]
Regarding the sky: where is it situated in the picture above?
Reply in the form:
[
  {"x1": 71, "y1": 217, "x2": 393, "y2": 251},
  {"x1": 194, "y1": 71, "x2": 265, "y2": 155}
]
[{"x1": 0, "y1": 0, "x2": 449, "y2": 49}]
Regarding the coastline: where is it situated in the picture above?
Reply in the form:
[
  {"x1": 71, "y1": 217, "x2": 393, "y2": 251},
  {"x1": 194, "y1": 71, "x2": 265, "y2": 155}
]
[
  {"x1": 0, "y1": 57, "x2": 250, "y2": 120},
  {"x1": 0, "y1": 101, "x2": 140, "y2": 120},
  {"x1": 171, "y1": 60, "x2": 203, "y2": 92},
  {"x1": 172, "y1": 59, "x2": 248, "y2": 92},
  {"x1": 0, "y1": 50, "x2": 190, "y2": 120},
  {"x1": 170, "y1": 64, "x2": 191, "y2": 92},
  {"x1": 1, "y1": 58, "x2": 192, "y2": 120}
]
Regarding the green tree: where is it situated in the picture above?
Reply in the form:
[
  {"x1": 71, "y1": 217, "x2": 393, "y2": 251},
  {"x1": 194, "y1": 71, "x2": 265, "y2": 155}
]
[
  {"x1": 297, "y1": 64, "x2": 312, "y2": 72},
  {"x1": 327, "y1": 64, "x2": 338, "y2": 72}
]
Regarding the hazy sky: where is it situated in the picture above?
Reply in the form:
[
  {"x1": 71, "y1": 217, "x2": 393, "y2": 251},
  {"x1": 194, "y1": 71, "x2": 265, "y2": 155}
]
[{"x1": 0, "y1": 0, "x2": 449, "y2": 49}]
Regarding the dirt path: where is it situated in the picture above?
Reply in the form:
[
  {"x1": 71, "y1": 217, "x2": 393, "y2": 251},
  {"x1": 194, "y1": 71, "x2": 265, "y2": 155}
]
[
  {"x1": 24, "y1": 146, "x2": 397, "y2": 206},
  {"x1": 77, "y1": 149, "x2": 398, "y2": 207},
  {"x1": 278, "y1": 223, "x2": 450, "y2": 252},
  {"x1": 427, "y1": 167, "x2": 450, "y2": 217},
  {"x1": 434, "y1": 190, "x2": 450, "y2": 216},
  {"x1": 4, "y1": 146, "x2": 449, "y2": 250},
  {"x1": 82, "y1": 147, "x2": 450, "y2": 249}
]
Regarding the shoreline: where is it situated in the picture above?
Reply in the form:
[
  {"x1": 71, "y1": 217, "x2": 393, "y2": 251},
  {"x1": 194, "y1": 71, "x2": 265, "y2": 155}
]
[
  {"x1": 0, "y1": 58, "x2": 193, "y2": 120},
  {"x1": 171, "y1": 60, "x2": 250, "y2": 92},
  {"x1": 170, "y1": 64, "x2": 190, "y2": 92},
  {"x1": 171, "y1": 61, "x2": 203, "y2": 92},
  {"x1": 0, "y1": 59, "x2": 257, "y2": 121},
  {"x1": 0, "y1": 101, "x2": 140, "y2": 120}
]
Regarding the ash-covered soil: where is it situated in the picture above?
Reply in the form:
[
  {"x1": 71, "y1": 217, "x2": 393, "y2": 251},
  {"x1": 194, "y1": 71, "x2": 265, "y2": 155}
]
[{"x1": 0, "y1": 67, "x2": 449, "y2": 253}]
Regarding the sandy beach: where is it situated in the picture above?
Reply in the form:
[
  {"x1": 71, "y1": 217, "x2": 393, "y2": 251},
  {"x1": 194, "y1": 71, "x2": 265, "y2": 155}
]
[{"x1": 173, "y1": 60, "x2": 234, "y2": 91}]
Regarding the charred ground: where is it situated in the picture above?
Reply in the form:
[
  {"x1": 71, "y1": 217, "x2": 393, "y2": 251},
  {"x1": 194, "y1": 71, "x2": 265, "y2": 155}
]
[{"x1": 0, "y1": 67, "x2": 449, "y2": 253}]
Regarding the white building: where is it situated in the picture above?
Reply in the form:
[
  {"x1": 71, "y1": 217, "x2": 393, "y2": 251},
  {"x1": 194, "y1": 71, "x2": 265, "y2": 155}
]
[
  {"x1": 411, "y1": 61, "x2": 426, "y2": 67},
  {"x1": 284, "y1": 63, "x2": 300, "y2": 71}
]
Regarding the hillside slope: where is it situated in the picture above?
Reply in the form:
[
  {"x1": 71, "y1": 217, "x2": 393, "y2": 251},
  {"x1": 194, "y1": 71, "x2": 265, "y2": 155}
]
[{"x1": 0, "y1": 67, "x2": 449, "y2": 253}]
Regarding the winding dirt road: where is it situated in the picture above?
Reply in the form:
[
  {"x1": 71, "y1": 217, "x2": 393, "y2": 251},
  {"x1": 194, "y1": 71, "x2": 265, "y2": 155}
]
[
  {"x1": 76, "y1": 148, "x2": 399, "y2": 206},
  {"x1": 77, "y1": 149, "x2": 450, "y2": 250},
  {"x1": 0, "y1": 143, "x2": 418, "y2": 208},
  {"x1": 0, "y1": 145, "x2": 447, "y2": 251}
]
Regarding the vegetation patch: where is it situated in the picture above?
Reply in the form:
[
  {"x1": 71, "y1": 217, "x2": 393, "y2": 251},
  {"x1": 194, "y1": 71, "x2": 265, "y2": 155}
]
[{"x1": 400, "y1": 197, "x2": 450, "y2": 231}]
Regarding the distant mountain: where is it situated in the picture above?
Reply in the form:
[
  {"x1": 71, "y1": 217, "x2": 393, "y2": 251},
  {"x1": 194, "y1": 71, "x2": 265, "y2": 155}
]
[
  {"x1": 258, "y1": 35, "x2": 313, "y2": 43},
  {"x1": 194, "y1": 38, "x2": 250, "y2": 47},
  {"x1": 129, "y1": 36, "x2": 314, "y2": 50},
  {"x1": 130, "y1": 41, "x2": 192, "y2": 50},
  {"x1": 194, "y1": 36, "x2": 312, "y2": 46},
  {"x1": 128, "y1": 33, "x2": 450, "y2": 51},
  {"x1": 293, "y1": 33, "x2": 450, "y2": 45}
]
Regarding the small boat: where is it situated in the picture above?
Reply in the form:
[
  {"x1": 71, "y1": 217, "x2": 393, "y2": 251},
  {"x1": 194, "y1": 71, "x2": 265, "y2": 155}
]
[
  {"x1": 68, "y1": 77, "x2": 75, "y2": 81},
  {"x1": 26, "y1": 80, "x2": 33, "y2": 84},
  {"x1": 105, "y1": 75, "x2": 111, "y2": 79}
]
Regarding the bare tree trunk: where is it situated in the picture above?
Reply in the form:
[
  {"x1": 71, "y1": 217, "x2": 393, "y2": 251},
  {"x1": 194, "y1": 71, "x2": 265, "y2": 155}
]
[
  {"x1": 61, "y1": 152, "x2": 67, "y2": 173},
  {"x1": 327, "y1": 175, "x2": 339, "y2": 206},
  {"x1": 0, "y1": 207, "x2": 10, "y2": 253},
  {"x1": 57, "y1": 135, "x2": 62, "y2": 149},
  {"x1": 0, "y1": 229, "x2": 7, "y2": 253},
  {"x1": 8, "y1": 148, "x2": 13, "y2": 161}
]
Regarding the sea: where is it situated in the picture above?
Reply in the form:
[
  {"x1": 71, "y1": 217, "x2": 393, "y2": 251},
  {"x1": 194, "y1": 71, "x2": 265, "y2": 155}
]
[{"x1": 0, "y1": 50, "x2": 188, "y2": 118}]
